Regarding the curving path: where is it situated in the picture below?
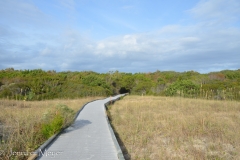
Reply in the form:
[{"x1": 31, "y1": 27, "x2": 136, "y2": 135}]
[{"x1": 37, "y1": 95, "x2": 124, "y2": 160}]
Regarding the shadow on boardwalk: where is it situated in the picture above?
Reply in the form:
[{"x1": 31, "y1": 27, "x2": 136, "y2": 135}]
[
  {"x1": 36, "y1": 119, "x2": 92, "y2": 159},
  {"x1": 63, "y1": 119, "x2": 92, "y2": 133}
]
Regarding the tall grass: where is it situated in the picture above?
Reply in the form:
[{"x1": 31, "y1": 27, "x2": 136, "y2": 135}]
[
  {"x1": 108, "y1": 96, "x2": 240, "y2": 160},
  {"x1": 0, "y1": 97, "x2": 101, "y2": 160}
]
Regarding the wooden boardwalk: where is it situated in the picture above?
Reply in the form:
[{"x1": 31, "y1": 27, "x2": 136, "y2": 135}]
[{"x1": 37, "y1": 95, "x2": 124, "y2": 160}]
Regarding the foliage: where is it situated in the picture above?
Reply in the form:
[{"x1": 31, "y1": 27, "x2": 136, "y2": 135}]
[
  {"x1": 41, "y1": 114, "x2": 63, "y2": 139},
  {"x1": 41, "y1": 104, "x2": 74, "y2": 139},
  {"x1": 0, "y1": 68, "x2": 240, "y2": 100},
  {"x1": 165, "y1": 80, "x2": 200, "y2": 97}
]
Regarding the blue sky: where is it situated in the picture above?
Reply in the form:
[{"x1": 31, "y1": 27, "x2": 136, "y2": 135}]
[{"x1": 0, "y1": 0, "x2": 240, "y2": 73}]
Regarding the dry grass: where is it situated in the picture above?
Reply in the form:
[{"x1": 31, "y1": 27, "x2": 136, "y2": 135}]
[
  {"x1": 108, "y1": 96, "x2": 240, "y2": 160},
  {"x1": 0, "y1": 97, "x2": 102, "y2": 160}
]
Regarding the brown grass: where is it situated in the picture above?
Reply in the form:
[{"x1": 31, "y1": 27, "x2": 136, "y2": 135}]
[
  {"x1": 108, "y1": 96, "x2": 240, "y2": 160},
  {"x1": 0, "y1": 97, "x2": 102, "y2": 160}
]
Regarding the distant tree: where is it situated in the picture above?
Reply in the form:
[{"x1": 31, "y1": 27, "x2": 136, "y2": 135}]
[{"x1": 165, "y1": 80, "x2": 200, "y2": 97}]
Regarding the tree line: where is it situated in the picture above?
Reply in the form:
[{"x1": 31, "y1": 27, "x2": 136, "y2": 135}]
[{"x1": 0, "y1": 68, "x2": 240, "y2": 100}]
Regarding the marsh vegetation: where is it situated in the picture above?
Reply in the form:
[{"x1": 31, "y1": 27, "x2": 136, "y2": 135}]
[{"x1": 108, "y1": 96, "x2": 240, "y2": 160}]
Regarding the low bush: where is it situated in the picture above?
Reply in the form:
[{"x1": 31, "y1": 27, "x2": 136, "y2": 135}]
[
  {"x1": 41, "y1": 114, "x2": 63, "y2": 139},
  {"x1": 41, "y1": 104, "x2": 74, "y2": 139}
]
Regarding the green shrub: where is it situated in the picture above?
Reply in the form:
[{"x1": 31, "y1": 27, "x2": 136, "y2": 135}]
[
  {"x1": 56, "y1": 104, "x2": 75, "y2": 125},
  {"x1": 165, "y1": 80, "x2": 200, "y2": 97},
  {"x1": 41, "y1": 114, "x2": 63, "y2": 139},
  {"x1": 40, "y1": 104, "x2": 74, "y2": 139}
]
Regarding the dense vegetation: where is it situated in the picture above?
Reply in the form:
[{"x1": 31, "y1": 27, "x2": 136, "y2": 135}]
[{"x1": 0, "y1": 68, "x2": 240, "y2": 100}]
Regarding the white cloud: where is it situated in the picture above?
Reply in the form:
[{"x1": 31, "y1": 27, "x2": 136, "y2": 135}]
[
  {"x1": 60, "y1": 0, "x2": 76, "y2": 11},
  {"x1": 40, "y1": 47, "x2": 51, "y2": 56},
  {"x1": 121, "y1": 5, "x2": 135, "y2": 10},
  {"x1": 188, "y1": 0, "x2": 240, "y2": 26},
  {"x1": 1, "y1": 22, "x2": 239, "y2": 72},
  {"x1": 97, "y1": 43, "x2": 105, "y2": 50},
  {"x1": 89, "y1": 17, "x2": 240, "y2": 72}
]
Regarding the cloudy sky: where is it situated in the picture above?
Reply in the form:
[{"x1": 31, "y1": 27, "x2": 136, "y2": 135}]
[{"x1": 0, "y1": 0, "x2": 240, "y2": 73}]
